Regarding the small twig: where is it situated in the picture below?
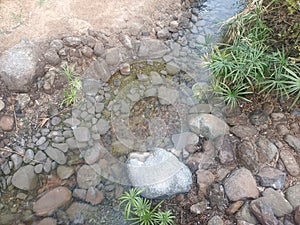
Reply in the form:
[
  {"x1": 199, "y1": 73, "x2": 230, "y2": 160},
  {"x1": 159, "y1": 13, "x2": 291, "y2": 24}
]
[{"x1": 0, "y1": 148, "x2": 41, "y2": 164}]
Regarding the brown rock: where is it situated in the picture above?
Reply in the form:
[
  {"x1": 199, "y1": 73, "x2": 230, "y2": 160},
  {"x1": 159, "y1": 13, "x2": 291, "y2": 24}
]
[
  {"x1": 226, "y1": 201, "x2": 244, "y2": 215},
  {"x1": 33, "y1": 186, "x2": 72, "y2": 216},
  {"x1": 295, "y1": 205, "x2": 300, "y2": 225},
  {"x1": 280, "y1": 149, "x2": 300, "y2": 177},
  {"x1": 230, "y1": 125, "x2": 258, "y2": 139},
  {"x1": 0, "y1": 115, "x2": 14, "y2": 131},
  {"x1": 196, "y1": 169, "x2": 215, "y2": 197},
  {"x1": 224, "y1": 168, "x2": 259, "y2": 201},
  {"x1": 85, "y1": 187, "x2": 104, "y2": 205},
  {"x1": 37, "y1": 217, "x2": 57, "y2": 225}
]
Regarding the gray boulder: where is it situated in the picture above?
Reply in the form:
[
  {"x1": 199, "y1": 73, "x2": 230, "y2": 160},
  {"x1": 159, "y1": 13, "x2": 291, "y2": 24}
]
[
  {"x1": 127, "y1": 148, "x2": 192, "y2": 199},
  {"x1": 138, "y1": 39, "x2": 170, "y2": 59},
  {"x1": 12, "y1": 165, "x2": 38, "y2": 190},
  {"x1": 0, "y1": 39, "x2": 44, "y2": 92},
  {"x1": 188, "y1": 114, "x2": 229, "y2": 140}
]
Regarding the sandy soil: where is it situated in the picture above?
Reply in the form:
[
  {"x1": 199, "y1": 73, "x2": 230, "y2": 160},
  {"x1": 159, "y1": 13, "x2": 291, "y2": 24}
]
[{"x1": 0, "y1": 0, "x2": 181, "y2": 52}]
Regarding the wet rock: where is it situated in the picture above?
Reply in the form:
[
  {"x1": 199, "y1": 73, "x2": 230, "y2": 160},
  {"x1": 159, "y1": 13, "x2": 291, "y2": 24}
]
[
  {"x1": 249, "y1": 199, "x2": 278, "y2": 225},
  {"x1": 73, "y1": 127, "x2": 90, "y2": 142},
  {"x1": 280, "y1": 149, "x2": 300, "y2": 177},
  {"x1": 83, "y1": 59, "x2": 111, "y2": 82},
  {"x1": 190, "y1": 200, "x2": 208, "y2": 214},
  {"x1": 119, "y1": 63, "x2": 131, "y2": 75},
  {"x1": 33, "y1": 187, "x2": 72, "y2": 216},
  {"x1": 45, "y1": 147, "x2": 66, "y2": 165},
  {"x1": 224, "y1": 168, "x2": 259, "y2": 201},
  {"x1": 285, "y1": 183, "x2": 300, "y2": 208},
  {"x1": 208, "y1": 215, "x2": 223, "y2": 225},
  {"x1": 12, "y1": 165, "x2": 38, "y2": 190},
  {"x1": 77, "y1": 165, "x2": 101, "y2": 189},
  {"x1": 128, "y1": 148, "x2": 192, "y2": 199},
  {"x1": 44, "y1": 48, "x2": 61, "y2": 65},
  {"x1": 230, "y1": 125, "x2": 258, "y2": 139},
  {"x1": 63, "y1": 36, "x2": 82, "y2": 47},
  {"x1": 85, "y1": 186, "x2": 105, "y2": 205},
  {"x1": 0, "y1": 115, "x2": 14, "y2": 131},
  {"x1": 57, "y1": 166, "x2": 74, "y2": 179},
  {"x1": 165, "y1": 61, "x2": 181, "y2": 75},
  {"x1": 257, "y1": 167, "x2": 286, "y2": 189},
  {"x1": 138, "y1": 39, "x2": 170, "y2": 59},
  {"x1": 188, "y1": 114, "x2": 229, "y2": 140},
  {"x1": 0, "y1": 39, "x2": 44, "y2": 92},
  {"x1": 256, "y1": 137, "x2": 278, "y2": 163},
  {"x1": 158, "y1": 86, "x2": 179, "y2": 105},
  {"x1": 249, "y1": 109, "x2": 268, "y2": 125},
  {"x1": 236, "y1": 140, "x2": 259, "y2": 172},
  {"x1": 196, "y1": 169, "x2": 215, "y2": 196},
  {"x1": 149, "y1": 71, "x2": 163, "y2": 85},
  {"x1": 258, "y1": 188, "x2": 293, "y2": 217},
  {"x1": 37, "y1": 217, "x2": 57, "y2": 225},
  {"x1": 284, "y1": 134, "x2": 300, "y2": 152}
]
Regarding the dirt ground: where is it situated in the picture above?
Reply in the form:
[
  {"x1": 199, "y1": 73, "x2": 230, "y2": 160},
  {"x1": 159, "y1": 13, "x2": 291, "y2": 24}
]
[{"x1": 0, "y1": 0, "x2": 181, "y2": 52}]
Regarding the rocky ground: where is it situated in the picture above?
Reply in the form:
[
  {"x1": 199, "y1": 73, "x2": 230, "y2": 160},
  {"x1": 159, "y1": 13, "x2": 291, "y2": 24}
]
[{"x1": 0, "y1": 0, "x2": 299, "y2": 225}]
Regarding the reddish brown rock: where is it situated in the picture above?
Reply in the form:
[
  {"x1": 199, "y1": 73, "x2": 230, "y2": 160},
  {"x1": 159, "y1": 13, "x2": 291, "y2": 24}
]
[
  {"x1": 37, "y1": 217, "x2": 57, "y2": 225},
  {"x1": 0, "y1": 115, "x2": 14, "y2": 131},
  {"x1": 295, "y1": 205, "x2": 300, "y2": 225},
  {"x1": 85, "y1": 187, "x2": 104, "y2": 205},
  {"x1": 33, "y1": 186, "x2": 72, "y2": 216}
]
